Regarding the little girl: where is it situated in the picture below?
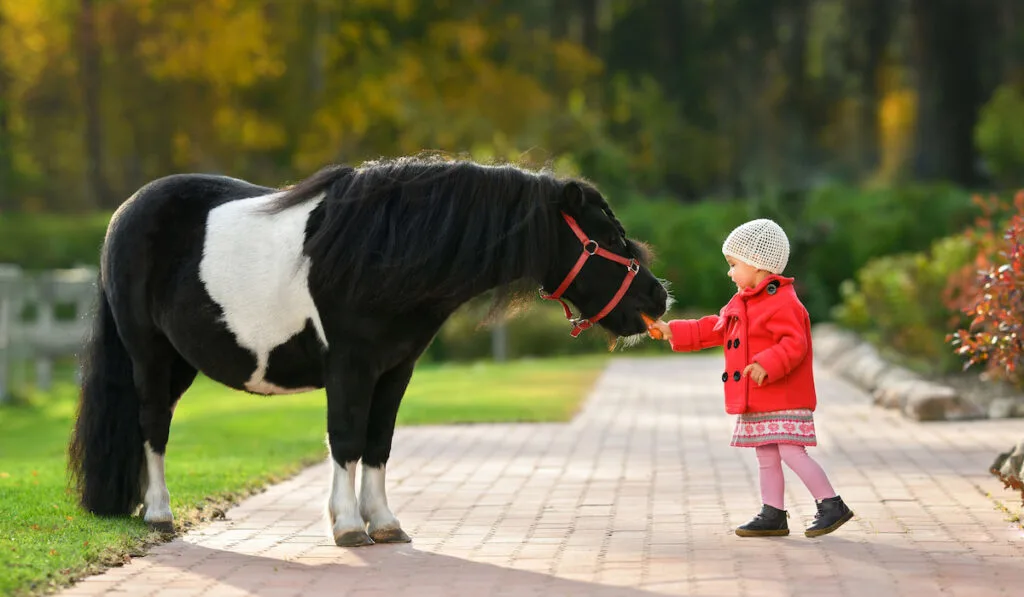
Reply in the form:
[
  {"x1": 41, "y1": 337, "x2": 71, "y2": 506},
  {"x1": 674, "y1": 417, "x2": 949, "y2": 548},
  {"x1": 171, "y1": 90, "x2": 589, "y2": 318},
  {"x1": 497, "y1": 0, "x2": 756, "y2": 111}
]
[{"x1": 649, "y1": 218, "x2": 854, "y2": 538}]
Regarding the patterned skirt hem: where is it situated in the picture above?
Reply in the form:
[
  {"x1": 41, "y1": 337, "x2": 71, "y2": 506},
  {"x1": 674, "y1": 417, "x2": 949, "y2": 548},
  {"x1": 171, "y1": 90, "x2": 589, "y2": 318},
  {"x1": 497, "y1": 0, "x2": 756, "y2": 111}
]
[
  {"x1": 731, "y1": 408, "x2": 817, "y2": 448},
  {"x1": 730, "y1": 435, "x2": 817, "y2": 448}
]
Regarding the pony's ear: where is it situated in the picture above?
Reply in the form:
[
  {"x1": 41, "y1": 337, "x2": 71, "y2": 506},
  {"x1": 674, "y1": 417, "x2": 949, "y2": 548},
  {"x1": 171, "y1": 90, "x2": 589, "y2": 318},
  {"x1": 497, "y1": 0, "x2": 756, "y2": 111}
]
[{"x1": 561, "y1": 182, "x2": 587, "y2": 215}]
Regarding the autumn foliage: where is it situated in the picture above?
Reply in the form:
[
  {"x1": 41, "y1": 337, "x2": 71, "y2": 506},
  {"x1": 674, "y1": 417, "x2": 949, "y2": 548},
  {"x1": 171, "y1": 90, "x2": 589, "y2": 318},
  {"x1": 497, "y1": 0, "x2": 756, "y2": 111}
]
[{"x1": 946, "y1": 191, "x2": 1024, "y2": 387}]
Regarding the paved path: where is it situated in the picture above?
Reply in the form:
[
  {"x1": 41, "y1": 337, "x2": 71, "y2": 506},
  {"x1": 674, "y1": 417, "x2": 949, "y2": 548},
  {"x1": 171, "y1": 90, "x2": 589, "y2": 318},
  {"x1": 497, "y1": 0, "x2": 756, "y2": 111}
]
[{"x1": 60, "y1": 356, "x2": 1024, "y2": 597}]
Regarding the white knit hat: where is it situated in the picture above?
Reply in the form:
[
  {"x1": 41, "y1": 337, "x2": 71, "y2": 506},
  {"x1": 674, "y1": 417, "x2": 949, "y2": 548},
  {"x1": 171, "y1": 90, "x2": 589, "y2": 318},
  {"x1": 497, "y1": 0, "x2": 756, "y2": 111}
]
[{"x1": 722, "y1": 218, "x2": 790, "y2": 274}]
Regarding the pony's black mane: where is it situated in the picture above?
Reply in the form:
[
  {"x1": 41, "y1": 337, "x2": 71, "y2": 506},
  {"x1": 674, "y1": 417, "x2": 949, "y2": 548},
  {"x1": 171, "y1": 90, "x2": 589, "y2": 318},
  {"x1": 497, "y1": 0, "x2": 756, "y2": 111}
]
[{"x1": 270, "y1": 156, "x2": 630, "y2": 314}]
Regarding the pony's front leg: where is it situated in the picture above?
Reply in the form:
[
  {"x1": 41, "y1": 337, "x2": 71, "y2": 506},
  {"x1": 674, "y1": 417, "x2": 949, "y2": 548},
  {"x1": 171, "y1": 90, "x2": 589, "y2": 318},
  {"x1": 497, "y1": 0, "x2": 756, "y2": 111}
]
[
  {"x1": 359, "y1": 463, "x2": 408, "y2": 543},
  {"x1": 360, "y1": 359, "x2": 416, "y2": 543},
  {"x1": 328, "y1": 459, "x2": 368, "y2": 546},
  {"x1": 325, "y1": 355, "x2": 377, "y2": 547}
]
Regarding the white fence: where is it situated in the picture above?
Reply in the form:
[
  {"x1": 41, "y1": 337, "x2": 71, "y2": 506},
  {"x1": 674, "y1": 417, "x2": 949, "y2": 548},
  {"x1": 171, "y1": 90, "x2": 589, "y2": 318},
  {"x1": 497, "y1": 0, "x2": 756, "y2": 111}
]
[
  {"x1": 0, "y1": 264, "x2": 517, "y2": 404},
  {"x1": 0, "y1": 265, "x2": 97, "y2": 403}
]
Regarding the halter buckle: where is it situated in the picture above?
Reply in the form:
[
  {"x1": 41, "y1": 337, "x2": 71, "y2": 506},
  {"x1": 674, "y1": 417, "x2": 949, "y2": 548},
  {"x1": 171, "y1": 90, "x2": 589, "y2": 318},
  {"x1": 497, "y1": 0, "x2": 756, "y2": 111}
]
[{"x1": 569, "y1": 318, "x2": 592, "y2": 337}]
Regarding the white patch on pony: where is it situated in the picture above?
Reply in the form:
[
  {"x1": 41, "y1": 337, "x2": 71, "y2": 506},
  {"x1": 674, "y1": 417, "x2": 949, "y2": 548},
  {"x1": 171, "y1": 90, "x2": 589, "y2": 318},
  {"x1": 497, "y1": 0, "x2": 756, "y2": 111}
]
[
  {"x1": 359, "y1": 464, "x2": 401, "y2": 535},
  {"x1": 244, "y1": 380, "x2": 319, "y2": 396},
  {"x1": 199, "y1": 192, "x2": 328, "y2": 395},
  {"x1": 142, "y1": 441, "x2": 172, "y2": 524},
  {"x1": 328, "y1": 459, "x2": 364, "y2": 538}
]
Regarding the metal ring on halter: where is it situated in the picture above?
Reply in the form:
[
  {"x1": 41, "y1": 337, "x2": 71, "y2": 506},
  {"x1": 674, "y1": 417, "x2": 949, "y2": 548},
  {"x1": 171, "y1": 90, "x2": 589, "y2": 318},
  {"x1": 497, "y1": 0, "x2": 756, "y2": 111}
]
[{"x1": 541, "y1": 212, "x2": 644, "y2": 338}]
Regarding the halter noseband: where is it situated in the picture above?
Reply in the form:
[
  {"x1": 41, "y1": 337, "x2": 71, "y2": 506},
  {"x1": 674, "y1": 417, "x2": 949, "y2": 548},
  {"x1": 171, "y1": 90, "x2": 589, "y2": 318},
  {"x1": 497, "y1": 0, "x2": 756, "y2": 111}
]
[{"x1": 540, "y1": 212, "x2": 641, "y2": 337}]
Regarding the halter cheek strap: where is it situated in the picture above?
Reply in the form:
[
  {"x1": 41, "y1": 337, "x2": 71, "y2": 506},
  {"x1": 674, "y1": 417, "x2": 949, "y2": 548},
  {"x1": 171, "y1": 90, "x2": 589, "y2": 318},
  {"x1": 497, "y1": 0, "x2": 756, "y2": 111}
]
[{"x1": 540, "y1": 212, "x2": 640, "y2": 337}]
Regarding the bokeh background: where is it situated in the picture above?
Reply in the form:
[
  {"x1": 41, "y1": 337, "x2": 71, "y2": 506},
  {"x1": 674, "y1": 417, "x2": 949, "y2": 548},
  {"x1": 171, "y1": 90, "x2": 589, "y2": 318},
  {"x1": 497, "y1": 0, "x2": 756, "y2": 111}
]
[
  {"x1": 1, "y1": 0, "x2": 1023, "y2": 364},
  {"x1": 5, "y1": 5, "x2": 1024, "y2": 592}
]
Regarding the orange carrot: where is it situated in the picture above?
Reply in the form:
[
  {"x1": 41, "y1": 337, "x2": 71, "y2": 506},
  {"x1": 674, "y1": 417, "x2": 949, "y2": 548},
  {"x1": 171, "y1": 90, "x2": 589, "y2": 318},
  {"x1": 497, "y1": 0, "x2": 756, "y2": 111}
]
[{"x1": 642, "y1": 313, "x2": 663, "y2": 340}]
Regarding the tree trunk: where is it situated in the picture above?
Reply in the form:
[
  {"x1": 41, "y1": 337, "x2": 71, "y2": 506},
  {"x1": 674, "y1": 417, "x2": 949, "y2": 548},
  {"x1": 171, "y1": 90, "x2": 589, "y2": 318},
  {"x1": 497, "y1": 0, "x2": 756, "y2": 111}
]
[
  {"x1": 996, "y1": 0, "x2": 1023, "y2": 84},
  {"x1": 845, "y1": 0, "x2": 896, "y2": 174},
  {"x1": 549, "y1": 0, "x2": 568, "y2": 40},
  {"x1": 577, "y1": 0, "x2": 599, "y2": 58},
  {"x1": 0, "y1": 85, "x2": 13, "y2": 214},
  {"x1": 909, "y1": 0, "x2": 986, "y2": 185},
  {"x1": 77, "y1": 0, "x2": 112, "y2": 210},
  {"x1": 775, "y1": 0, "x2": 812, "y2": 187},
  {"x1": 306, "y1": 0, "x2": 329, "y2": 102},
  {"x1": 0, "y1": 10, "x2": 13, "y2": 213}
]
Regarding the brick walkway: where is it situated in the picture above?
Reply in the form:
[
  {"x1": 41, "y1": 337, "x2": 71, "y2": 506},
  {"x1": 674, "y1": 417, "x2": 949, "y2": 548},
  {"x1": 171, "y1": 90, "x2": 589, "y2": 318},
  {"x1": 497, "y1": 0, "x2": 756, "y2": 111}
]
[{"x1": 60, "y1": 356, "x2": 1024, "y2": 597}]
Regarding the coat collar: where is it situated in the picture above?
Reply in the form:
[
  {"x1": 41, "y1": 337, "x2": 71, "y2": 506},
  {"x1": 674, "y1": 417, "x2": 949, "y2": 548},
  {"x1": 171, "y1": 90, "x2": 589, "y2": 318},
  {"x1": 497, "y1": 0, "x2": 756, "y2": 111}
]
[
  {"x1": 740, "y1": 274, "x2": 794, "y2": 299},
  {"x1": 720, "y1": 274, "x2": 795, "y2": 320}
]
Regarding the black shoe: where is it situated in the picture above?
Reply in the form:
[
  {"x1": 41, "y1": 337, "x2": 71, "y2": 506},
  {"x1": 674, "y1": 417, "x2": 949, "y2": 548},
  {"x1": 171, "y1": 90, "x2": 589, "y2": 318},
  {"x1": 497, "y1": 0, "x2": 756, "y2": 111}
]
[
  {"x1": 735, "y1": 504, "x2": 789, "y2": 537},
  {"x1": 805, "y1": 495, "x2": 854, "y2": 537}
]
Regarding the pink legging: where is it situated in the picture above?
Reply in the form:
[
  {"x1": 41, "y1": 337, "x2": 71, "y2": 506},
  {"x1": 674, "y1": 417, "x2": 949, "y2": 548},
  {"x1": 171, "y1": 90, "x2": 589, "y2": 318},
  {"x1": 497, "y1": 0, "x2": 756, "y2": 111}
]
[{"x1": 756, "y1": 444, "x2": 836, "y2": 510}]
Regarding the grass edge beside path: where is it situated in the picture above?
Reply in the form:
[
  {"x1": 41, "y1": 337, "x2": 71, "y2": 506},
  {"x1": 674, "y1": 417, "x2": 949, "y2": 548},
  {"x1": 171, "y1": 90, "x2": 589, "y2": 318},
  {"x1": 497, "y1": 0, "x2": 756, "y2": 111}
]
[{"x1": 0, "y1": 355, "x2": 608, "y2": 597}]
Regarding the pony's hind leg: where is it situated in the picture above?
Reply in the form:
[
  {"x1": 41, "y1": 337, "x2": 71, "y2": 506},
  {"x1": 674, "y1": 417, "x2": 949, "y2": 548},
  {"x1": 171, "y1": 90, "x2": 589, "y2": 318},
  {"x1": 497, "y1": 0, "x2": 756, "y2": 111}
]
[
  {"x1": 360, "y1": 359, "x2": 416, "y2": 543},
  {"x1": 325, "y1": 352, "x2": 377, "y2": 546},
  {"x1": 135, "y1": 345, "x2": 197, "y2": 532}
]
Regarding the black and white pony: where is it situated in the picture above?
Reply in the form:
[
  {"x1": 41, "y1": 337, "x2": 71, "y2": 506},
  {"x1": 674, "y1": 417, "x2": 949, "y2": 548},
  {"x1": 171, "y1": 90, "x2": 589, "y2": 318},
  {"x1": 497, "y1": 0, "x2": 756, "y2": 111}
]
[{"x1": 68, "y1": 156, "x2": 669, "y2": 547}]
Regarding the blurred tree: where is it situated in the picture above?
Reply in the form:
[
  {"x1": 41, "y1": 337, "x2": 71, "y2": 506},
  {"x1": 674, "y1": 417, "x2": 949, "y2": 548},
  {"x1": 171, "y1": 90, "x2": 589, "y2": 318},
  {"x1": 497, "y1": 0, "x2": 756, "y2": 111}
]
[
  {"x1": 839, "y1": 0, "x2": 896, "y2": 175},
  {"x1": 2, "y1": 0, "x2": 1024, "y2": 212},
  {"x1": 0, "y1": 7, "x2": 12, "y2": 212},
  {"x1": 908, "y1": 0, "x2": 991, "y2": 186},
  {"x1": 76, "y1": 0, "x2": 110, "y2": 209},
  {"x1": 1, "y1": 0, "x2": 88, "y2": 212},
  {"x1": 975, "y1": 84, "x2": 1024, "y2": 188}
]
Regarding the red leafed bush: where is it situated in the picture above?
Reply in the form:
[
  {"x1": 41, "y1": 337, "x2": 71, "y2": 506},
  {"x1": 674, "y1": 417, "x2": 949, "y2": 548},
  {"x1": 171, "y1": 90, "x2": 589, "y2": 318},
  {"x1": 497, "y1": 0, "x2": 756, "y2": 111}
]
[{"x1": 946, "y1": 191, "x2": 1024, "y2": 387}]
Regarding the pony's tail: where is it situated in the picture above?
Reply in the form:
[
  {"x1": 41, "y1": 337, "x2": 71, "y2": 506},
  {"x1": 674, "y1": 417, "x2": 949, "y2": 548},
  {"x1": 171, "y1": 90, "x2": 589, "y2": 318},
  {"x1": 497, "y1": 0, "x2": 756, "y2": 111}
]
[{"x1": 68, "y1": 283, "x2": 144, "y2": 516}]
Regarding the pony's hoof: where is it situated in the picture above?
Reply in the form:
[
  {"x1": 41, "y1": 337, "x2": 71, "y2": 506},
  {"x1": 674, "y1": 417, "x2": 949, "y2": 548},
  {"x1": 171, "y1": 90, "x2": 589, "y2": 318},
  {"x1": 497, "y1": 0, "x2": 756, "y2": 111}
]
[
  {"x1": 147, "y1": 520, "x2": 175, "y2": 534},
  {"x1": 334, "y1": 530, "x2": 375, "y2": 547},
  {"x1": 370, "y1": 527, "x2": 411, "y2": 543}
]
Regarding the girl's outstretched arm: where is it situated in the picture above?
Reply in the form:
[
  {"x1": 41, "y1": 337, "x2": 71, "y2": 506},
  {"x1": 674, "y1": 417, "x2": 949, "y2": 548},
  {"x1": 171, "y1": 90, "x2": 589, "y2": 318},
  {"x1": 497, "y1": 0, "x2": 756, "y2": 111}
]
[{"x1": 667, "y1": 316, "x2": 725, "y2": 352}]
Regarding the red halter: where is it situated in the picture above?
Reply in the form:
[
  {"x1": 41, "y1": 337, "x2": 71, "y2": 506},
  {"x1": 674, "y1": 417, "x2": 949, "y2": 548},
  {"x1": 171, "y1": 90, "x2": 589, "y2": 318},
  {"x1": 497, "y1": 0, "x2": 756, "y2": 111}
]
[{"x1": 540, "y1": 212, "x2": 641, "y2": 337}]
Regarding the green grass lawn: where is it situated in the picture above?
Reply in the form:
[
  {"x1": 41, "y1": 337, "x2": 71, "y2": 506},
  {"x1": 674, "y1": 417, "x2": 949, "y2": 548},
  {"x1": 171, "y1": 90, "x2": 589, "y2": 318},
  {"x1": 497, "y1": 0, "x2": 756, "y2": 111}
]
[{"x1": 0, "y1": 355, "x2": 607, "y2": 597}]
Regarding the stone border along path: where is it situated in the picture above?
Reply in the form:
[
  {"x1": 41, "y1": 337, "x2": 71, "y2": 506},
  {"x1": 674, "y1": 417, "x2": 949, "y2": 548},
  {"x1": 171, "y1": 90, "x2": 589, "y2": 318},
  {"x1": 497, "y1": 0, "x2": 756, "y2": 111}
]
[
  {"x1": 812, "y1": 323, "x2": 1024, "y2": 422},
  {"x1": 58, "y1": 353, "x2": 1024, "y2": 597}
]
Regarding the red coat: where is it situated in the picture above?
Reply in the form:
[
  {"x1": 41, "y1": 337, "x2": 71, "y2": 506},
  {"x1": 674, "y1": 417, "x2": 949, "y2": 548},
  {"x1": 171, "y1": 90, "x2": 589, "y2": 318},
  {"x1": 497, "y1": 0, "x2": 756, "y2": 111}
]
[{"x1": 667, "y1": 275, "x2": 816, "y2": 415}]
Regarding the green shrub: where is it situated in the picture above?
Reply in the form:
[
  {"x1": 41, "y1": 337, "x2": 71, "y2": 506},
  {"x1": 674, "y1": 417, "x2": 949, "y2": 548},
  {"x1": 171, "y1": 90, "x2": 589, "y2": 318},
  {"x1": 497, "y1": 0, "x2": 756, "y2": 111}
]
[
  {"x1": 616, "y1": 182, "x2": 978, "y2": 322},
  {"x1": 422, "y1": 294, "x2": 675, "y2": 363},
  {"x1": 799, "y1": 183, "x2": 977, "y2": 318},
  {"x1": 975, "y1": 84, "x2": 1024, "y2": 188},
  {"x1": 615, "y1": 197, "x2": 751, "y2": 311},
  {"x1": 0, "y1": 212, "x2": 111, "y2": 270},
  {"x1": 947, "y1": 191, "x2": 1024, "y2": 387},
  {"x1": 0, "y1": 183, "x2": 982, "y2": 364},
  {"x1": 832, "y1": 235, "x2": 974, "y2": 374}
]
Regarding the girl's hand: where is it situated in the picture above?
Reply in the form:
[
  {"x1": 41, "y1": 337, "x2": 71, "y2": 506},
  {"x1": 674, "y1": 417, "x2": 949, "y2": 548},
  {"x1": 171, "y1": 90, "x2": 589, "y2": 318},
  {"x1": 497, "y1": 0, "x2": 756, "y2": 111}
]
[
  {"x1": 743, "y1": 362, "x2": 768, "y2": 385},
  {"x1": 649, "y1": 320, "x2": 672, "y2": 341}
]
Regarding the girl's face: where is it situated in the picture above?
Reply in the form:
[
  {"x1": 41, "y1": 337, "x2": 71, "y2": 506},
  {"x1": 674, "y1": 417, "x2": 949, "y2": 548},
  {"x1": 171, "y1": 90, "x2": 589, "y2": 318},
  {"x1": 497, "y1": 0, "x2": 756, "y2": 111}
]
[{"x1": 726, "y1": 256, "x2": 767, "y2": 291}]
